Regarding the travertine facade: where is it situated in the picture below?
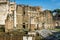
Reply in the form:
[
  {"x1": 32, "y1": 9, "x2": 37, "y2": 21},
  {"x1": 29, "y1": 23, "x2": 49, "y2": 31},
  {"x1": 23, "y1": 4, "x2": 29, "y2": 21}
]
[
  {"x1": 16, "y1": 5, "x2": 54, "y2": 31},
  {"x1": 5, "y1": 2, "x2": 16, "y2": 32},
  {"x1": 0, "y1": 0, "x2": 60, "y2": 32},
  {"x1": 42, "y1": 10, "x2": 54, "y2": 29},
  {"x1": 1, "y1": 0, "x2": 17, "y2": 32},
  {"x1": 0, "y1": 0, "x2": 16, "y2": 32},
  {"x1": 0, "y1": 0, "x2": 9, "y2": 32}
]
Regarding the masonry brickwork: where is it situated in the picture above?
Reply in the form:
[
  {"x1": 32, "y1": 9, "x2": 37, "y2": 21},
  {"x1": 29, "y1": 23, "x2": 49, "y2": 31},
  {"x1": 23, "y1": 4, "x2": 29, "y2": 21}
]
[{"x1": 0, "y1": 0, "x2": 60, "y2": 32}]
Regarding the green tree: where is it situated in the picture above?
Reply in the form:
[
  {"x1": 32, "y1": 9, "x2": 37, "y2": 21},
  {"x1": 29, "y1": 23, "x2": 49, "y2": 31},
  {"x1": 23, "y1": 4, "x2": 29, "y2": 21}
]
[{"x1": 53, "y1": 9, "x2": 60, "y2": 14}]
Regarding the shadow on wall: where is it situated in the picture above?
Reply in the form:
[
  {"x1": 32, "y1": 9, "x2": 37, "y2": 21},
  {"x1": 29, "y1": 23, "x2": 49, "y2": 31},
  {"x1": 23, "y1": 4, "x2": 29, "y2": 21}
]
[
  {"x1": 0, "y1": 26, "x2": 5, "y2": 32},
  {"x1": 55, "y1": 26, "x2": 60, "y2": 29}
]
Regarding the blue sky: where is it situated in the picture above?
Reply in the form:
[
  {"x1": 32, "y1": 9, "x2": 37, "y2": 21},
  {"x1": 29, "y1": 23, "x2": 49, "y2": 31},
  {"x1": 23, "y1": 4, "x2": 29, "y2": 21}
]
[{"x1": 15, "y1": 0, "x2": 60, "y2": 10}]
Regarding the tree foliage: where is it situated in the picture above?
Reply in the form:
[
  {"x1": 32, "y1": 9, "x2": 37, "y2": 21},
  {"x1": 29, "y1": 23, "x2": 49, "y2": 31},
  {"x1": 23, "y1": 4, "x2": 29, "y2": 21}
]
[{"x1": 53, "y1": 9, "x2": 60, "y2": 14}]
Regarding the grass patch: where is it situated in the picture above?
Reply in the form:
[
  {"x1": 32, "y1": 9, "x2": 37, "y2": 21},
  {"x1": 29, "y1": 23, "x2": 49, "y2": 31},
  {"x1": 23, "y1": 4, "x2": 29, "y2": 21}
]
[{"x1": 54, "y1": 28, "x2": 60, "y2": 32}]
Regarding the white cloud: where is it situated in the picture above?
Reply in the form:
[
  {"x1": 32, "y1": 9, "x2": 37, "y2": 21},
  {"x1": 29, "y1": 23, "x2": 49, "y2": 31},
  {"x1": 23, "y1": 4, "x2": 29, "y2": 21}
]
[
  {"x1": 42, "y1": 9, "x2": 46, "y2": 11},
  {"x1": 42, "y1": 8, "x2": 51, "y2": 11}
]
